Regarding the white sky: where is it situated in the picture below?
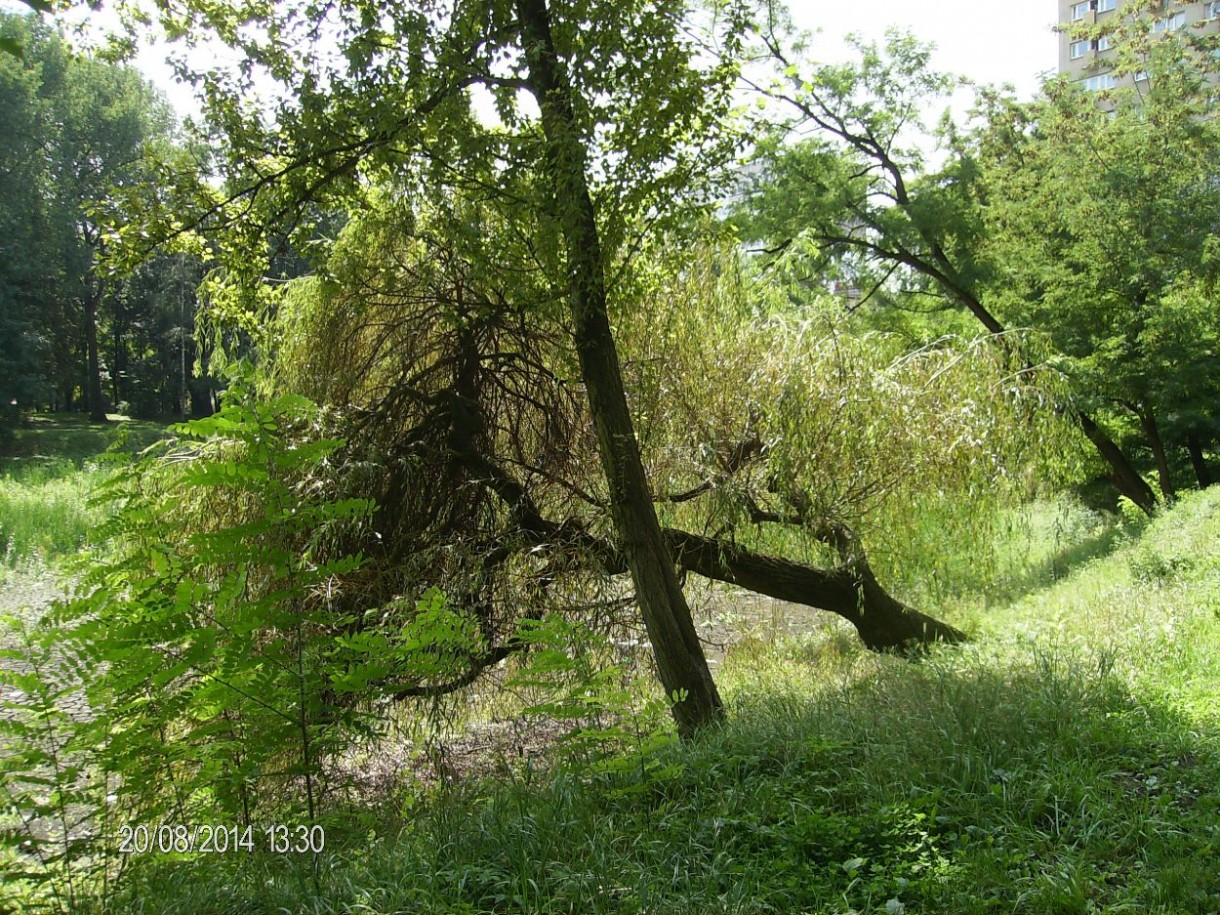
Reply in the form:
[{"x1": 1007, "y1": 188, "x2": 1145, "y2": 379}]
[
  {"x1": 788, "y1": 1, "x2": 1059, "y2": 101},
  {"x1": 2, "y1": 0, "x2": 1061, "y2": 114}
]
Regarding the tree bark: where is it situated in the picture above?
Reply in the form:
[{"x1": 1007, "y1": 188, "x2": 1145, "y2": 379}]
[
  {"x1": 111, "y1": 291, "x2": 126, "y2": 409},
  {"x1": 84, "y1": 286, "x2": 108, "y2": 424},
  {"x1": 515, "y1": 0, "x2": 724, "y2": 737},
  {"x1": 441, "y1": 433, "x2": 967, "y2": 656},
  {"x1": 1077, "y1": 411, "x2": 1157, "y2": 513},
  {"x1": 1187, "y1": 435, "x2": 1212, "y2": 489},
  {"x1": 665, "y1": 529, "x2": 966, "y2": 652},
  {"x1": 1138, "y1": 410, "x2": 1175, "y2": 502}
]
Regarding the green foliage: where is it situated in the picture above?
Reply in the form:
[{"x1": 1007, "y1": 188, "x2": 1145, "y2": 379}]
[
  {"x1": 971, "y1": 37, "x2": 1220, "y2": 491},
  {"x1": 0, "y1": 463, "x2": 105, "y2": 566},
  {"x1": 732, "y1": 29, "x2": 990, "y2": 334},
  {"x1": 734, "y1": 21, "x2": 1220, "y2": 505},
  {"x1": 92, "y1": 487, "x2": 1220, "y2": 915},
  {"x1": 0, "y1": 11, "x2": 192, "y2": 419},
  {"x1": 0, "y1": 609, "x2": 112, "y2": 914},
  {"x1": 624, "y1": 243, "x2": 1077, "y2": 603},
  {"x1": 0, "y1": 389, "x2": 387, "y2": 905},
  {"x1": 504, "y1": 615, "x2": 679, "y2": 779},
  {"x1": 114, "y1": 0, "x2": 745, "y2": 340},
  {"x1": 74, "y1": 389, "x2": 375, "y2": 816}
]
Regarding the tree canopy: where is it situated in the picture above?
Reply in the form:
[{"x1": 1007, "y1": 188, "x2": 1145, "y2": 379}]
[
  {"x1": 732, "y1": 22, "x2": 1220, "y2": 513},
  {"x1": 0, "y1": 12, "x2": 199, "y2": 424}
]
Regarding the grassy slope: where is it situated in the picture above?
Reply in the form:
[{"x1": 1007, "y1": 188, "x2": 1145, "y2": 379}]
[{"x1": 106, "y1": 491, "x2": 1220, "y2": 915}]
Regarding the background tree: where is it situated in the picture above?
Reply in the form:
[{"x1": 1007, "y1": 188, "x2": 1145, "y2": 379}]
[
  {"x1": 0, "y1": 12, "x2": 177, "y2": 423},
  {"x1": 974, "y1": 44, "x2": 1220, "y2": 499},
  {"x1": 733, "y1": 23, "x2": 1162, "y2": 513},
  {"x1": 109, "y1": 252, "x2": 212, "y2": 417},
  {"x1": 0, "y1": 14, "x2": 51, "y2": 428}
]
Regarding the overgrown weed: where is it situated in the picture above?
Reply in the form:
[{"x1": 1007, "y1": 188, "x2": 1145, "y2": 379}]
[
  {"x1": 0, "y1": 414, "x2": 168, "y2": 567},
  {"x1": 0, "y1": 464, "x2": 106, "y2": 566}
]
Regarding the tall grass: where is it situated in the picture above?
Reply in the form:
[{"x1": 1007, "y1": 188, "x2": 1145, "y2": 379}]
[
  {"x1": 0, "y1": 414, "x2": 166, "y2": 568},
  {"x1": 0, "y1": 460, "x2": 107, "y2": 567},
  {"x1": 97, "y1": 489, "x2": 1220, "y2": 915}
]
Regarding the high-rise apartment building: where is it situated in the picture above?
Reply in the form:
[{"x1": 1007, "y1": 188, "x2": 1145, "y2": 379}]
[{"x1": 1058, "y1": 0, "x2": 1220, "y2": 91}]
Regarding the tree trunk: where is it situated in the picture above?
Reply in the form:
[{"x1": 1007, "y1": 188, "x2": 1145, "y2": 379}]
[
  {"x1": 111, "y1": 291, "x2": 125, "y2": 409},
  {"x1": 84, "y1": 286, "x2": 108, "y2": 424},
  {"x1": 440, "y1": 441, "x2": 968, "y2": 657},
  {"x1": 1077, "y1": 411, "x2": 1156, "y2": 513},
  {"x1": 1187, "y1": 435, "x2": 1212, "y2": 489},
  {"x1": 1138, "y1": 410, "x2": 1175, "y2": 502},
  {"x1": 515, "y1": 0, "x2": 723, "y2": 738},
  {"x1": 666, "y1": 530, "x2": 966, "y2": 651}
]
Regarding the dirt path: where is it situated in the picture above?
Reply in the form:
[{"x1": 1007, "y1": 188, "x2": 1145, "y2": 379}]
[
  {"x1": 0, "y1": 566, "x2": 94, "y2": 859},
  {"x1": 0, "y1": 567, "x2": 69, "y2": 621},
  {"x1": 0, "y1": 566, "x2": 81, "y2": 716}
]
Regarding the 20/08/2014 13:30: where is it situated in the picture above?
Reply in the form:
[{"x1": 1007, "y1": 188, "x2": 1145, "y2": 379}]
[{"x1": 117, "y1": 823, "x2": 325, "y2": 854}]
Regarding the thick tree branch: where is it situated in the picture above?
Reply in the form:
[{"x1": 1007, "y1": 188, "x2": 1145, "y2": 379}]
[{"x1": 665, "y1": 529, "x2": 968, "y2": 651}]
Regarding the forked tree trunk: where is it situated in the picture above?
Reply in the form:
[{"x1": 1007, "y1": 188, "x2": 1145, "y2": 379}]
[{"x1": 515, "y1": 0, "x2": 724, "y2": 737}]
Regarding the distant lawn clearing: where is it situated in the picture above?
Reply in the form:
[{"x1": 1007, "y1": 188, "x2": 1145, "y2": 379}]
[{"x1": 0, "y1": 414, "x2": 168, "y2": 566}]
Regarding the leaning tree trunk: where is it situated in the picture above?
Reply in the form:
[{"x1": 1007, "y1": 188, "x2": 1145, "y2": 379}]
[
  {"x1": 882, "y1": 189, "x2": 1159, "y2": 517},
  {"x1": 666, "y1": 530, "x2": 967, "y2": 651},
  {"x1": 515, "y1": 0, "x2": 723, "y2": 738},
  {"x1": 871, "y1": 235, "x2": 1159, "y2": 517},
  {"x1": 962, "y1": 304, "x2": 1158, "y2": 515},
  {"x1": 1077, "y1": 411, "x2": 1156, "y2": 513}
]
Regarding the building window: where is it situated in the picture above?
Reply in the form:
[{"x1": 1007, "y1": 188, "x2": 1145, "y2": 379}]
[
  {"x1": 1070, "y1": 39, "x2": 1091, "y2": 59},
  {"x1": 1082, "y1": 73, "x2": 1118, "y2": 91},
  {"x1": 1210, "y1": 1, "x2": 1220, "y2": 18},
  {"x1": 1072, "y1": 1, "x2": 1091, "y2": 20},
  {"x1": 1134, "y1": 69, "x2": 1149, "y2": 81},
  {"x1": 1097, "y1": 35, "x2": 1113, "y2": 51},
  {"x1": 1153, "y1": 11, "x2": 1186, "y2": 31},
  {"x1": 1097, "y1": 0, "x2": 1117, "y2": 11}
]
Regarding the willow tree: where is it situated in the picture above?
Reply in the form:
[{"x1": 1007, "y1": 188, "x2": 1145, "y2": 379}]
[
  {"x1": 112, "y1": 0, "x2": 757, "y2": 736},
  {"x1": 734, "y1": 21, "x2": 1161, "y2": 514},
  {"x1": 268, "y1": 198, "x2": 978, "y2": 684}
]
